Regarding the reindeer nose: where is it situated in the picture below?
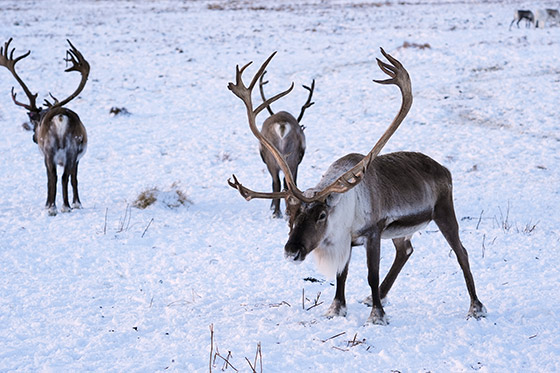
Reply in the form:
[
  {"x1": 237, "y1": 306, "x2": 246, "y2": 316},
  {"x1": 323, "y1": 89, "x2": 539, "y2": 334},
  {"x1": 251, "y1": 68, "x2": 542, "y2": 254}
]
[{"x1": 284, "y1": 242, "x2": 305, "y2": 262}]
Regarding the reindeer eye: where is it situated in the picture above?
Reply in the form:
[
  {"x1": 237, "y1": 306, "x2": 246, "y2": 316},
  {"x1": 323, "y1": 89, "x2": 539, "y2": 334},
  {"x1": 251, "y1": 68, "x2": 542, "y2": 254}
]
[{"x1": 317, "y1": 211, "x2": 327, "y2": 222}]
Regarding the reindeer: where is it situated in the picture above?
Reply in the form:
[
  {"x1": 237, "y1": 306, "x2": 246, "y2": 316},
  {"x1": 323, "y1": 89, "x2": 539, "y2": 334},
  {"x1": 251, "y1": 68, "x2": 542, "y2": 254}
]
[
  {"x1": 535, "y1": 8, "x2": 560, "y2": 28},
  {"x1": 509, "y1": 10, "x2": 534, "y2": 30},
  {"x1": 0, "y1": 39, "x2": 89, "y2": 216},
  {"x1": 227, "y1": 50, "x2": 486, "y2": 325},
  {"x1": 257, "y1": 71, "x2": 314, "y2": 218}
]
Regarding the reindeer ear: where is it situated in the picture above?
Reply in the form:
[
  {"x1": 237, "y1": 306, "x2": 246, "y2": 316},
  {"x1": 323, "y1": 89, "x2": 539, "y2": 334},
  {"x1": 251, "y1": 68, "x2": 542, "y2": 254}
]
[
  {"x1": 285, "y1": 195, "x2": 300, "y2": 207},
  {"x1": 325, "y1": 193, "x2": 343, "y2": 207}
]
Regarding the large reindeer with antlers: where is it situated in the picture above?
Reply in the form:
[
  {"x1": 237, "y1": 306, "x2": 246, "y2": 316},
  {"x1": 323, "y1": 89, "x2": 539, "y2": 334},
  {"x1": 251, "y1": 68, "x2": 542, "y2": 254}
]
[
  {"x1": 257, "y1": 71, "x2": 314, "y2": 218},
  {"x1": 1, "y1": 38, "x2": 89, "y2": 216},
  {"x1": 228, "y1": 49, "x2": 486, "y2": 325}
]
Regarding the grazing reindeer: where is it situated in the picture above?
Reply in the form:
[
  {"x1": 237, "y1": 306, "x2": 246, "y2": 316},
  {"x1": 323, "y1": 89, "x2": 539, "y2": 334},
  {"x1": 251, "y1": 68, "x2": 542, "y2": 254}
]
[
  {"x1": 257, "y1": 71, "x2": 314, "y2": 218},
  {"x1": 509, "y1": 10, "x2": 534, "y2": 30},
  {"x1": 227, "y1": 50, "x2": 486, "y2": 325},
  {"x1": 535, "y1": 8, "x2": 560, "y2": 28},
  {"x1": 0, "y1": 38, "x2": 89, "y2": 216}
]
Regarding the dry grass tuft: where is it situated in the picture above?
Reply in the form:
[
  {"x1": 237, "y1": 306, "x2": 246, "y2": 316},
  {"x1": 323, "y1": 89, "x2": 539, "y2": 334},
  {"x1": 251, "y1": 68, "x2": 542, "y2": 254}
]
[
  {"x1": 401, "y1": 41, "x2": 432, "y2": 50},
  {"x1": 133, "y1": 182, "x2": 192, "y2": 209}
]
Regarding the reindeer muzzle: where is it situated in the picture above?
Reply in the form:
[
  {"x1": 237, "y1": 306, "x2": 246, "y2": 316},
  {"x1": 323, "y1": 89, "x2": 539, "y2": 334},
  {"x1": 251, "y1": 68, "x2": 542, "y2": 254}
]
[{"x1": 284, "y1": 243, "x2": 306, "y2": 263}]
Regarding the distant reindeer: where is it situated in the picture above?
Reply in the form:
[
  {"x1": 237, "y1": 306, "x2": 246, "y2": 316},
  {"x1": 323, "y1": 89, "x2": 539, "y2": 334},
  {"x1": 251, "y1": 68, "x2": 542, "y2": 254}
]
[
  {"x1": 535, "y1": 8, "x2": 560, "y2": 28},
  {"x1": 509, "y1": 10, "x2": 534, "y2": 30},
  {"x1": 0, "y1": 39, "x2": 89, "y2": 216},
  {"x1": 257, "y1": 71, "x2": 314, "y2": 218},
  {"x1": 228, "y1": 50, "x2": 486, "y2": 325}
]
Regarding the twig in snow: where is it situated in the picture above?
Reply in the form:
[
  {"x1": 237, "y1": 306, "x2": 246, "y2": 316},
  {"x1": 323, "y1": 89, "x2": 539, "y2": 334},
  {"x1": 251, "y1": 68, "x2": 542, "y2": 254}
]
[
  {"x1": 117, "y1": 204, "x2": 132, "y2": 233},
  {"x1": 332, "y1": 346, "x2": 349, "y2": 352},
  {"x1": 306, "y1": 292, "x2": 323, "y2": 311},
  {"x1": 269, "y1": 301, "x2": 291, "y2": 308},
  {"x1": 476, "y1": 209, "x2": 484, "y2": 230},
  {"x1": 103, "y1": 208, "x2": 108, "y2": 235},
  {"x1": 215, "y1": 350, "x2": 237, "y2": 371},
  {"x1": 321, "y1": 331, "x2": 346, "y2": 343},
  {"x1": 347, "y1": 332, "x2": 366, "y2": 347},
  {"x1": 244, "y1": 342, "x2": 262, "y2": 373},
  {"x1": 302, "y1": 288, "x2": 305, "y2": 310},
  {"x1": 141, "y1": 218, "x2": 154, "y2": 238},
  {"x1": 245, "y1": 357, "x2": 255, "y2": 372},
  {"x1": 221, "y1": 351, "x2": 235, "y2": 371},
  {"x1": 255, "y1": 342, "x2": 262, "y2": 373},
  {"x1": 209, "y1": 324, "x2": 214, "y2": 373}
]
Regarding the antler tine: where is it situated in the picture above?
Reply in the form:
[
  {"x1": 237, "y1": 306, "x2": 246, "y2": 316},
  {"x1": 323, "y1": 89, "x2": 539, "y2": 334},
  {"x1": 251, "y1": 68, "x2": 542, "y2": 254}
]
[
  {"x1": 1, "y1": 38, "x2": 39, "y2": 112},
  {"x1": 228, "y1": 62, "x2": 253, "y2": 102},
  {"x1": 50, "y1": 39, "x2": 90, "y2": 109},
  {"x1": 296, "y1": 79, "x2": 315, "y2": 123},
  {"x1": 259, "y1": 71, "x2": 274, "y2": 116},
  {"x1": 248, "y1": 51, "x2": 276, "y2": 90},
  {"x1": 228, "y1": 174, "x2": 289, "y2": 201},
  {"x1": 43, "y1": 93, "x2": 59, "y2": 108},
  {"x1": 254, "y1": 82, "x2": 294, "y2": 116},
  {"x1": 309, "y1": 47, "x2": 412, "y2": 202}
]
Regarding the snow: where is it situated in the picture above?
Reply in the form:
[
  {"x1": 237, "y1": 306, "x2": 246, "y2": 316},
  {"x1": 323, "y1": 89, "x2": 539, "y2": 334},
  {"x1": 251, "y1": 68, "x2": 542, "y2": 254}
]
[{"x1": 1, "y1": 0, "x2": 559, "y2": 371}]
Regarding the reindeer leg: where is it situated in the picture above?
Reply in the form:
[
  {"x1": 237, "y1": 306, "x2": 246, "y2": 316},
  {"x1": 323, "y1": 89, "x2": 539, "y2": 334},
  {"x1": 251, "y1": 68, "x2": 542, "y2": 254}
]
[
  {"x1": 71, "y1": 161, "x2": 82, "y2": 209},
  {"x1": 270, "y1": 170, "x2": 282, "y2": 218},
  {"x1": 381, "y1": 237, "x2": 414, "y2": 299},
  {"x1": 361, "y1": 237, "x2": 413, "y2": 307},
  {"x1": 60, "y1": 163, "x2": 72, "y2": 213},
  {"x1": 44, "y1": 157, "x2": 58, "y2": 216},
  {"x1": 365, "y1": 232, "x2": 387, "y2": 325},
  {"x1": 325, "y1": 255, "x2": 350, "y2": 318},
  {"x1": 434, "y1": 195, "x2": 487, "y2": 319}
]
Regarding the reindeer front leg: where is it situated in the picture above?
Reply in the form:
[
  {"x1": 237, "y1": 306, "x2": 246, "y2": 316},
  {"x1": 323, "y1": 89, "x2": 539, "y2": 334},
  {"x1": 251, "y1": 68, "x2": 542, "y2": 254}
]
[
  {"x1": 365, "y1": 232, "x2": 387, "y2": 325},
  {"x1": 325, "y1": 256, "x2": 350, "y2": 318}
]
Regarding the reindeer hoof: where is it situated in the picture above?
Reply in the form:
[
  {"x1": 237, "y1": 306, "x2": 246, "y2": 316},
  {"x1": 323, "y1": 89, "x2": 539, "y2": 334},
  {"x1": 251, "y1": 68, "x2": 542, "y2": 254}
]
[
  {"x1": 361, "y1": 295, "x2": 373, "y2": 307},
  {"x1": 72, "y1": 202, "x2": 82, "y2": 209},
  {"x1": 360, "y1": 295, "x2": 388, "y2": 307},
  {"x1": 467, "y1": 300, "x2": 487, "y2": 320},
  {"x1": 60, "y1": 205, "x2": 72, "y2": 213},
  {"x1": 271, "y1": 210, "x2": 282, "y2": 219},
  {"x1": 365, "y1": 308, "x2": 388, "y2": 326},
  {"x1": 325, "y1": 300, "x2": 347, "y2": 318},
  {"x1": 46, "y1": 205, "x2": 57, "y2": 216}
]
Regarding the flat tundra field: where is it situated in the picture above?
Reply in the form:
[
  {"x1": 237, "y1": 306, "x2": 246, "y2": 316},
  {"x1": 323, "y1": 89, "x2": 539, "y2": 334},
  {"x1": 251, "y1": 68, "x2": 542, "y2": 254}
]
[{"x1": 0, "y1": 0, "x2": 559, "y2": 371}]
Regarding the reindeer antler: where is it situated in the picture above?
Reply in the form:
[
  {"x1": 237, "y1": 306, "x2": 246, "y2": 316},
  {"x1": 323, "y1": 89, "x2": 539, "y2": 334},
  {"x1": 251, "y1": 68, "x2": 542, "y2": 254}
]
[
  {"x1": 305, "y1": 47, "x2": 412, "y2": 201},
  {"x1": 258, "y1": 71, "x2": 275, "y2": 116},
  {"x1": 44, "y1": 39, "x2": 90, "y2": 108},
  {"x1": 296, "y1": 79, "x2": 315, "y2": 123},
  {"x1": 0, "y1": 38, "x2": 39, "y2": 112},
  {"x1": 228, "y1": 48, "x2": 412, "y2": 205}
]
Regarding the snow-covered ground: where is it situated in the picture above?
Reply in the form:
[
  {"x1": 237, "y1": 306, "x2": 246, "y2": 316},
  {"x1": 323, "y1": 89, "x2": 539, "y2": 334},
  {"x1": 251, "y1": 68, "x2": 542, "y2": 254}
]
[{"x1": 1, "y1": 0, "x2": 559, "y2": 371}]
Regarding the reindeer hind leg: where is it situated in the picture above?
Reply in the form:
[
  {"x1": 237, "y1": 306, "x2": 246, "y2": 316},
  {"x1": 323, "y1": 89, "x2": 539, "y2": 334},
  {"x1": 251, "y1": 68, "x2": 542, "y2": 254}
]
[
  {"x1": 71, "y1": 161, "x2": 82, "y2": 209},
  {"x1": 433, "y1": 195, "x2": 486, "y2": 319},
  {"x1": 60, "y1": 163, "x2": 72, "y2": 213},
  {"x1": 44, "y1": 157, "x2": 58, "y2": 216}
]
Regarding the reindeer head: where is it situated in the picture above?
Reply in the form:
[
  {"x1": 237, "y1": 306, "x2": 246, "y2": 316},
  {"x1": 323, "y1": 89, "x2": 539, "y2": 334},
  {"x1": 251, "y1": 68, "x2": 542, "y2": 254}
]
[{"x1": 0, "y1": 38, "x2": 90, "y2": 142}]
